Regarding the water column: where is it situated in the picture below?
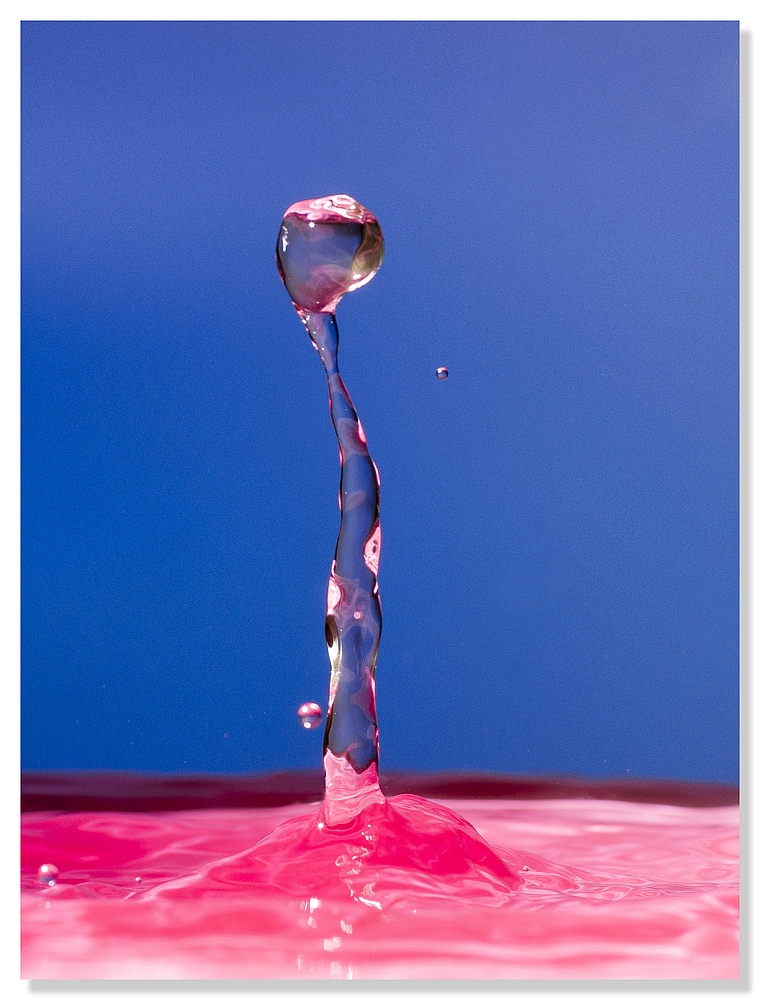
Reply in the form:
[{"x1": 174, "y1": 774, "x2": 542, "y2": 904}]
[{"x1": 277, "y1": 195, "x2": 386, "y2": 823}]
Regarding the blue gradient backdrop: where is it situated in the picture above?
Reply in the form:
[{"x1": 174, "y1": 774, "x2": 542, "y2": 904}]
[{"x1": 22, "y1": 21, "x2": 739, "y2": 782}]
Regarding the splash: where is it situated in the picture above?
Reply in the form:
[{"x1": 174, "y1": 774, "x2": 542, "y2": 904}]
[
  {"x1": 19, "y1": 196, "x2": 739, "y2": 978},
  {"x1": 265, "y1": 193, "x2": 521, "y2": 894},
  {"x1": 23, "y1": 195, "x2": 524, "y2": 914},
  {"x1": 33, "y1": 196, "x2": 520, "y2": 910}
]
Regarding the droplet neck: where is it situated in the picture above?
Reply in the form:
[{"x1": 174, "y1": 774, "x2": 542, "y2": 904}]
[{"x1": 299, "y1": 310, "x2": 339, "y2": 378}]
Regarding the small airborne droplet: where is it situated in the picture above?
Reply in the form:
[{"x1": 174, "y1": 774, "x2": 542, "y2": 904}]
[
  {"x1": 297, "y1": 702, "x2": 323, "y2": 729},
  {"x1": 436, "y1": 367, "x2": 449, "y2": 380},
  {"x1": 38, "y1": 864, "x2": 59, "y2": 887}
]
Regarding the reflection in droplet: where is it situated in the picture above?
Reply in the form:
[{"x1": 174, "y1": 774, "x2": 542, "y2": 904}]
[
  {"x1": 436, "y1": 367, "x2": 449, "y2": 380},
  {"x1": 38, "y1": 863, "x2": 59, "y2": 887},
  {"x1": 297, "y1": 702, "x2": 323, "y2": 729}
]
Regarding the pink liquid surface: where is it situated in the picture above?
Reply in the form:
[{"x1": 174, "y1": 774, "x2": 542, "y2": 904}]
[{"x1": 22, "y1": 791, "x2": 739, "y2": 980}]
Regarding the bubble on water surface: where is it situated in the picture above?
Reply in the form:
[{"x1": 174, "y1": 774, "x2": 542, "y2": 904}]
[
  {"x1": 38, "y1": 864, "x2": 59, "y2": 887},
  {"x1": 436, "y1": 367, "x2": 449, "y2": 380},
  {"x1": 297, "y1": 702, "x2": 323, "y2": 729}
]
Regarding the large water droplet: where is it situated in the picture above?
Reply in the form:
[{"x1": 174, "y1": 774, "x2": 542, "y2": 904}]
[
  {"x1": 297, "y1": 702, "x2": 323, "y2": 729},
  {"x1": 436, "y1": 367, "x2": 449, "y2": 380},
  {"x1": 277, "y1": 195, "x2": 384, "y2": 314},
  {"x1": 38, "y1": 863, "x2": 59, "y2": 887}
]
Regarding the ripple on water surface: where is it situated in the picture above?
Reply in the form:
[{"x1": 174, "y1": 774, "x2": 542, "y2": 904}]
[{"x1": 22, "y1": 795, "x2": 739, "y2": 980}]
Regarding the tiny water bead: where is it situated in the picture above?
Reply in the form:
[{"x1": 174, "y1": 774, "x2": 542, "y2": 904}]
[
  {"x1": 436, "y1": 366, "x2": 449, "y2": 380},
  {"x1": 38, "y1": 864, "x2": 59, "y2": 887},
  {"x1": 297, "y1": 702, "x2": 323, "y2": 730}
]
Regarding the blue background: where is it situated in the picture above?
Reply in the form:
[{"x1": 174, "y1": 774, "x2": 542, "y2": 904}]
[{"x1": 21, "y1": 21, "x2": 739, "y2": 783}]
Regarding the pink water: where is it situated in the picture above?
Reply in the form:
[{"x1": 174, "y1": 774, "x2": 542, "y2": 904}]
[{"x1": 22, "y1": 792, "x2": 738, "y2": 979}]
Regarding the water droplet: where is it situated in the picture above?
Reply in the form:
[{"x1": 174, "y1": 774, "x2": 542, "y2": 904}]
[
  {"x1": 297, "y1": 702, "x2": 323, "y2": 729},
  {"x1": 38, "y1": 863, "x2": 59, "y2": 887},
  {"x1": 436, "y1": 366, "x2": 449, "y2": 380},
  {"x1": 277, "y1": 195, "x2": 384, "y2": 314},
  {"x1": 522, "y1": 866, "x2": 531, "y2": 872},
  {"x1": 134, "y1": 876, "x2": 142, "y2": 883}
]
